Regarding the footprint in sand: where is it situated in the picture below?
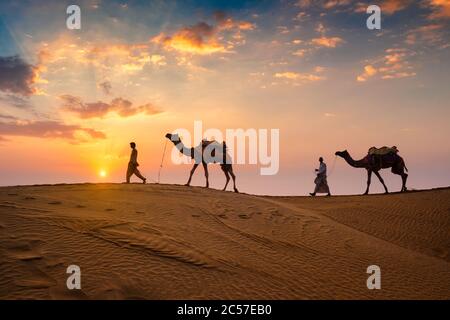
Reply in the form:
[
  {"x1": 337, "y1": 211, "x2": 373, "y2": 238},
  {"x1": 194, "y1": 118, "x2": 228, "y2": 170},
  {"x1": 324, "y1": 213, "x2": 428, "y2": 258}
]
[
  {"x1": 48, "y1": 201, "x2": 62, "y2": 205},
  {"x1": 191, "y1": 214, "x2": 200, "y2": 218},
  {"x1": 16, "y1": 278, "x2": 56, "y2": 289},
  {"x1": 7, "y1": 240, "x2": 43, "y2": 262},
  {"x1": 218, "y1": 214, "x2": 227, "y2": 219},
  {"x1": 238, "y1": 214, "x2": 250, "y2": 219},
  {"x1": 105, "y1": 208, "x2": 116, "y2": 212},
  {"x1": 76, "y1": 205, "x2": 86, "y2": 208},
  {"x1": 432, "y1": 247, "x2": 449, "y2": 260},
  {"x1": 7, "y1": 193, "x2": 18, "y2": 196},
  {"x1": 7, "y1": 240, "x2": 58, "y2": 290},
  {"x1": 24, "y1": 196, "x2": 36, "y2": 200}
]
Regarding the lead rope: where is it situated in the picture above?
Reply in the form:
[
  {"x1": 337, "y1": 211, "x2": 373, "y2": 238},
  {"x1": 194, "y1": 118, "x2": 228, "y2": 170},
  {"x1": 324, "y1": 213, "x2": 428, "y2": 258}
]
[
  {"x1": 327, "y1": 155, "x2": 338, "y2": 177},
  {"x1": 157, "y1": 139, "x2": 168, "y2": 184}
]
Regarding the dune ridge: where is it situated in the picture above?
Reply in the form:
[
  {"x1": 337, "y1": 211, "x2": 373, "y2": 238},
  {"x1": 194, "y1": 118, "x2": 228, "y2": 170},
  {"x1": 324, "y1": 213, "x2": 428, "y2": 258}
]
[{"x1": 0, "y1": 183, "x2": 449, "y2": 299}]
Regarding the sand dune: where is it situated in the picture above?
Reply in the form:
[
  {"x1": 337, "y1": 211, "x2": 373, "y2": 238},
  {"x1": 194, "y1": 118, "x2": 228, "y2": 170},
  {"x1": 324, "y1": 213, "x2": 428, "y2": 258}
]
[{"x1": 0, "y1": 183, "x2": 449, "y2": 299}]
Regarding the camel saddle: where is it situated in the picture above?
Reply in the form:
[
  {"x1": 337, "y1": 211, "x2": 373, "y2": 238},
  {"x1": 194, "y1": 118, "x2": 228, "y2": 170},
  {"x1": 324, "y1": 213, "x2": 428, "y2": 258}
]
[{"x1": 368, "y1": 146, "x2": 399, "y2": 156}]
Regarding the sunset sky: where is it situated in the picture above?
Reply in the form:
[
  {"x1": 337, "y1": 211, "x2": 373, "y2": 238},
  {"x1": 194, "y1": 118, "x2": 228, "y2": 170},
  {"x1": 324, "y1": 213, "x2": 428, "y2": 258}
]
[{"x1": 0, "y1": 0, "x2": 449, "y2": 195}]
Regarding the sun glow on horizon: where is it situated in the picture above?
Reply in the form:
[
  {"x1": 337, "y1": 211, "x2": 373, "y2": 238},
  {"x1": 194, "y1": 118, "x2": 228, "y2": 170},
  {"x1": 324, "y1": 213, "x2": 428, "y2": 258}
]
[{"x1": 99, "y1": 169, "x2": 107, "y2": 178}]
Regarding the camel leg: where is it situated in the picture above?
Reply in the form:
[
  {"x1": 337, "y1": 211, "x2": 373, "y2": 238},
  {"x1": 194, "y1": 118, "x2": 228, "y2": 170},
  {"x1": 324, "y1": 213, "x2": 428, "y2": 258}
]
[
  {"x1": 229, "y1": 165, "x2": 238, "y2": 193},
  {"x1": 221, "y1": 165, "x2": 230, "y2": 191},
  {"x1": 202, "y1": 162, "x2": 209, "y2": 188},
  {"x1": 401, "y1": 173, "x2": 408, "y2": 192},
  {"x1": 392, "y1": 165, "x2": 408, "y2": 192},
  {"x1": 364, "y1": 170, "x2": 372, "y2": 195},
  {"x1": 186, "y1": 163, "x2": 199, "y2": 186},
  {"x1": 374, "y1": 171, "x2": 388, "y2": 194}
]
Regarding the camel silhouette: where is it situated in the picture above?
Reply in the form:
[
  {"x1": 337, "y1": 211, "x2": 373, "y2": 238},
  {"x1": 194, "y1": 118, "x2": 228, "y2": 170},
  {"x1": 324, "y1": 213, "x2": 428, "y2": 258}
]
[
  {"x1": 165, "y1": 133, "x2": 238, "y2": 192},
  {"x1": 335, "y1": 150, "x2": 408, "y2": 195}
]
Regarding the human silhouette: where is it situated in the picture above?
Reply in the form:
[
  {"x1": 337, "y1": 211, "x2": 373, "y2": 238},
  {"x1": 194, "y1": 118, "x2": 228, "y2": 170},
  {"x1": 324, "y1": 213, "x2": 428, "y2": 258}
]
[
  {"x1": 126, "y1": 142, "x2": 146, "y2": 184},
  {"x1": 310, "y1": 157, "x2": 331, "y2": 196}
]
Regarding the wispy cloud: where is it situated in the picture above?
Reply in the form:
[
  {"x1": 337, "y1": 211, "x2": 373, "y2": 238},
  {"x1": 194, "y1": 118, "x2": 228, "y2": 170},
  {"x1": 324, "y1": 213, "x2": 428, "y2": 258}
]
[
  {"x1": 0, "y1": 120, "x2": 106, "y2": 143},
  {"x1": 0, "y1": 113, "x2": 18, "y2": 120},
  {"x1": 0, "y1": 94, "x2": 32, "y2": 109},
  {"x1": 37, "y1": 38, "x2": 165, "y2": 77},
  {"x1": 60, "y1": 95, "x2": 162, "y2": 119},
  {"x1": 274, "y1": 69, "x2": 326, "y2": 85},
  {"x1": 405, "y1": 24, "x2": 445, "y2": 45},
  {"x1": 98, "y1": 81, "x2": 112, "y2": 95},
  {"x1": 357, "y1": 48, "x2": 416, "y2": 82}
]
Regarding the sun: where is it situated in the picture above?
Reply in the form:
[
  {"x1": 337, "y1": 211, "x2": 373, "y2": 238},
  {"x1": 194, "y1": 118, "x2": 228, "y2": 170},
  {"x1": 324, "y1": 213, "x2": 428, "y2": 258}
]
[{"x1": 99, "y1": 169, "x2": 107, "y2": 178}]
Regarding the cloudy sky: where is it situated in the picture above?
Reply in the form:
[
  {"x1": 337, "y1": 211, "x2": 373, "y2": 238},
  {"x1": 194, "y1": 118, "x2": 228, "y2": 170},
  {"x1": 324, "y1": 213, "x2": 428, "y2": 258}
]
[{"x1": 0, "y1": 0, "x2": 449, "y2": 195}]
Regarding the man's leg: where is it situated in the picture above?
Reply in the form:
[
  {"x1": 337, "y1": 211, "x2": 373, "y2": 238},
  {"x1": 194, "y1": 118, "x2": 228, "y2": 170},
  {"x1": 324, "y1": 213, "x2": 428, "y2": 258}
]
[
  {"x1": 126, "y1": 165, "x2": 133, "y2": 183},
  {"x1": 134, "y1": 169, "x2": 146, "y2": 183},
  {"x1": 310, "y1": 183, "x2": 319, "y2": 196}
]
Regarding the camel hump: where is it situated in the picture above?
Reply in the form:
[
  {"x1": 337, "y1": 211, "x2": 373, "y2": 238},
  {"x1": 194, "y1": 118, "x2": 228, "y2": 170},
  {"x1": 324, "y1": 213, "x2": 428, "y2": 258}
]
[
  {"x1": 201, "y1": 139, "x2": 220, "y2": 148},
  {"x1": 368, "y1": 146, "x2": 399, "y2": 156}
]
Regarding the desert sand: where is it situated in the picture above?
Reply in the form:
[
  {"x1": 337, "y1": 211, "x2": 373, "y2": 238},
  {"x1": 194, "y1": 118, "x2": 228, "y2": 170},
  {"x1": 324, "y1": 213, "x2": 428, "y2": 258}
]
[{"x1": 0, "y1": 183, "x2": 449, "y2": 299}]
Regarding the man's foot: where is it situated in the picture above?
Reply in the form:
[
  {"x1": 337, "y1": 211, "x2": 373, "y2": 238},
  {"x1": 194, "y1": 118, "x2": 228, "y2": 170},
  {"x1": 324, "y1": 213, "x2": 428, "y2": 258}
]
[
  {"x1": 309, "y1": 193, "x2": 316, "y2": 196},
  {"x1": 326, "y1": 193, "x2": 331, "y2": 197},
  {"x1": 143, "y1": 178, "x2": 146, "y2": 184}
]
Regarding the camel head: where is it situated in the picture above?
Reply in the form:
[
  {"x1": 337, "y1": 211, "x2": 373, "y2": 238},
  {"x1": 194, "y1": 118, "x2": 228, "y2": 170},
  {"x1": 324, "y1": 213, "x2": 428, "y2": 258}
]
[
  {"x1": 165, "y1": 133, "x2": 180, "y2": 143},
  {"x1": 335, "y1": 150, "x2": 348, "y2": 158}
]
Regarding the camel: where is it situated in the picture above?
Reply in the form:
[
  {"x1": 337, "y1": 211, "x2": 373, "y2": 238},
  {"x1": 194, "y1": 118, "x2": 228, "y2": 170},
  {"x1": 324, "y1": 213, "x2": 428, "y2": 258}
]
[
  {"x1": 165, "y1": 133, "x2": 238, "y2": 192},
  {"x1": 335, "y1": 149, "x2": 408, "y2": 195}
]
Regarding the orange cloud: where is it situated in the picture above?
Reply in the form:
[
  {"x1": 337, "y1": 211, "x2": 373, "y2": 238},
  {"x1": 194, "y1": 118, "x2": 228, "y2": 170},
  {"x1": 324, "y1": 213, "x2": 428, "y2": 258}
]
[
  {"x1": 152, "y1": 23, "x2": 226, "y2": 55},
  {"x1": 274, "y1": 70, "x2": 325, "y2": 85},
  {"x1": 323, "y1": 0, "x2": 351, "y2": 9},
  {"x1": 381, "y1": 0, "x2": 412, "y2": 14},
  {"x1": 354, "y1": 0, "x2": 412, "y2": 14},
  {"x1": 152, "y1": 13, "x2": 254, "y2": 55},
  {"x1": 357, "y1": 48, "x2": 416, "y2": 82},
  {"x1": 428, "y1": 0, "x2": 450, "y2": 19},
  {"x1": 311, "y1": 36, "x2": 344, "y2": 48},
  {"x1": 356, "y1": 65, "x2": 378, "y2": 82},
  {"x1": 293, "y1": 49, "x2": 307, "y2": 57}
]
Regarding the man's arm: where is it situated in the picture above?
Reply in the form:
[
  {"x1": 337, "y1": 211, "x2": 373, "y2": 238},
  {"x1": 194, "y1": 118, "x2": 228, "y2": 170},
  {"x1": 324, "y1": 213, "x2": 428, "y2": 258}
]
[{"x1": 318, "y1": 163, "x2": 326, "y2": 175}]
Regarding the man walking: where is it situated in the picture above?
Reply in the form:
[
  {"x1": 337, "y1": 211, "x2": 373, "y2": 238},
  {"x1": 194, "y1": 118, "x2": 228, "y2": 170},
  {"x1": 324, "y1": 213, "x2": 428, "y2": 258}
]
[
  {"x1": 126, "y1": 142, "x2": 146, "y2": 184},
  {"x1": 310, "y1": 157, "x2": 331, "y2": 196}
]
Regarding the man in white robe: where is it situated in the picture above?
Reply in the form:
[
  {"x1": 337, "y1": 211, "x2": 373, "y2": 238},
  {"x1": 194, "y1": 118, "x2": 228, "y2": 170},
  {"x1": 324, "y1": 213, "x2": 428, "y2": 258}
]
[{"x1": 310, "y1": 157, "x2": 331, "y2": 196}]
